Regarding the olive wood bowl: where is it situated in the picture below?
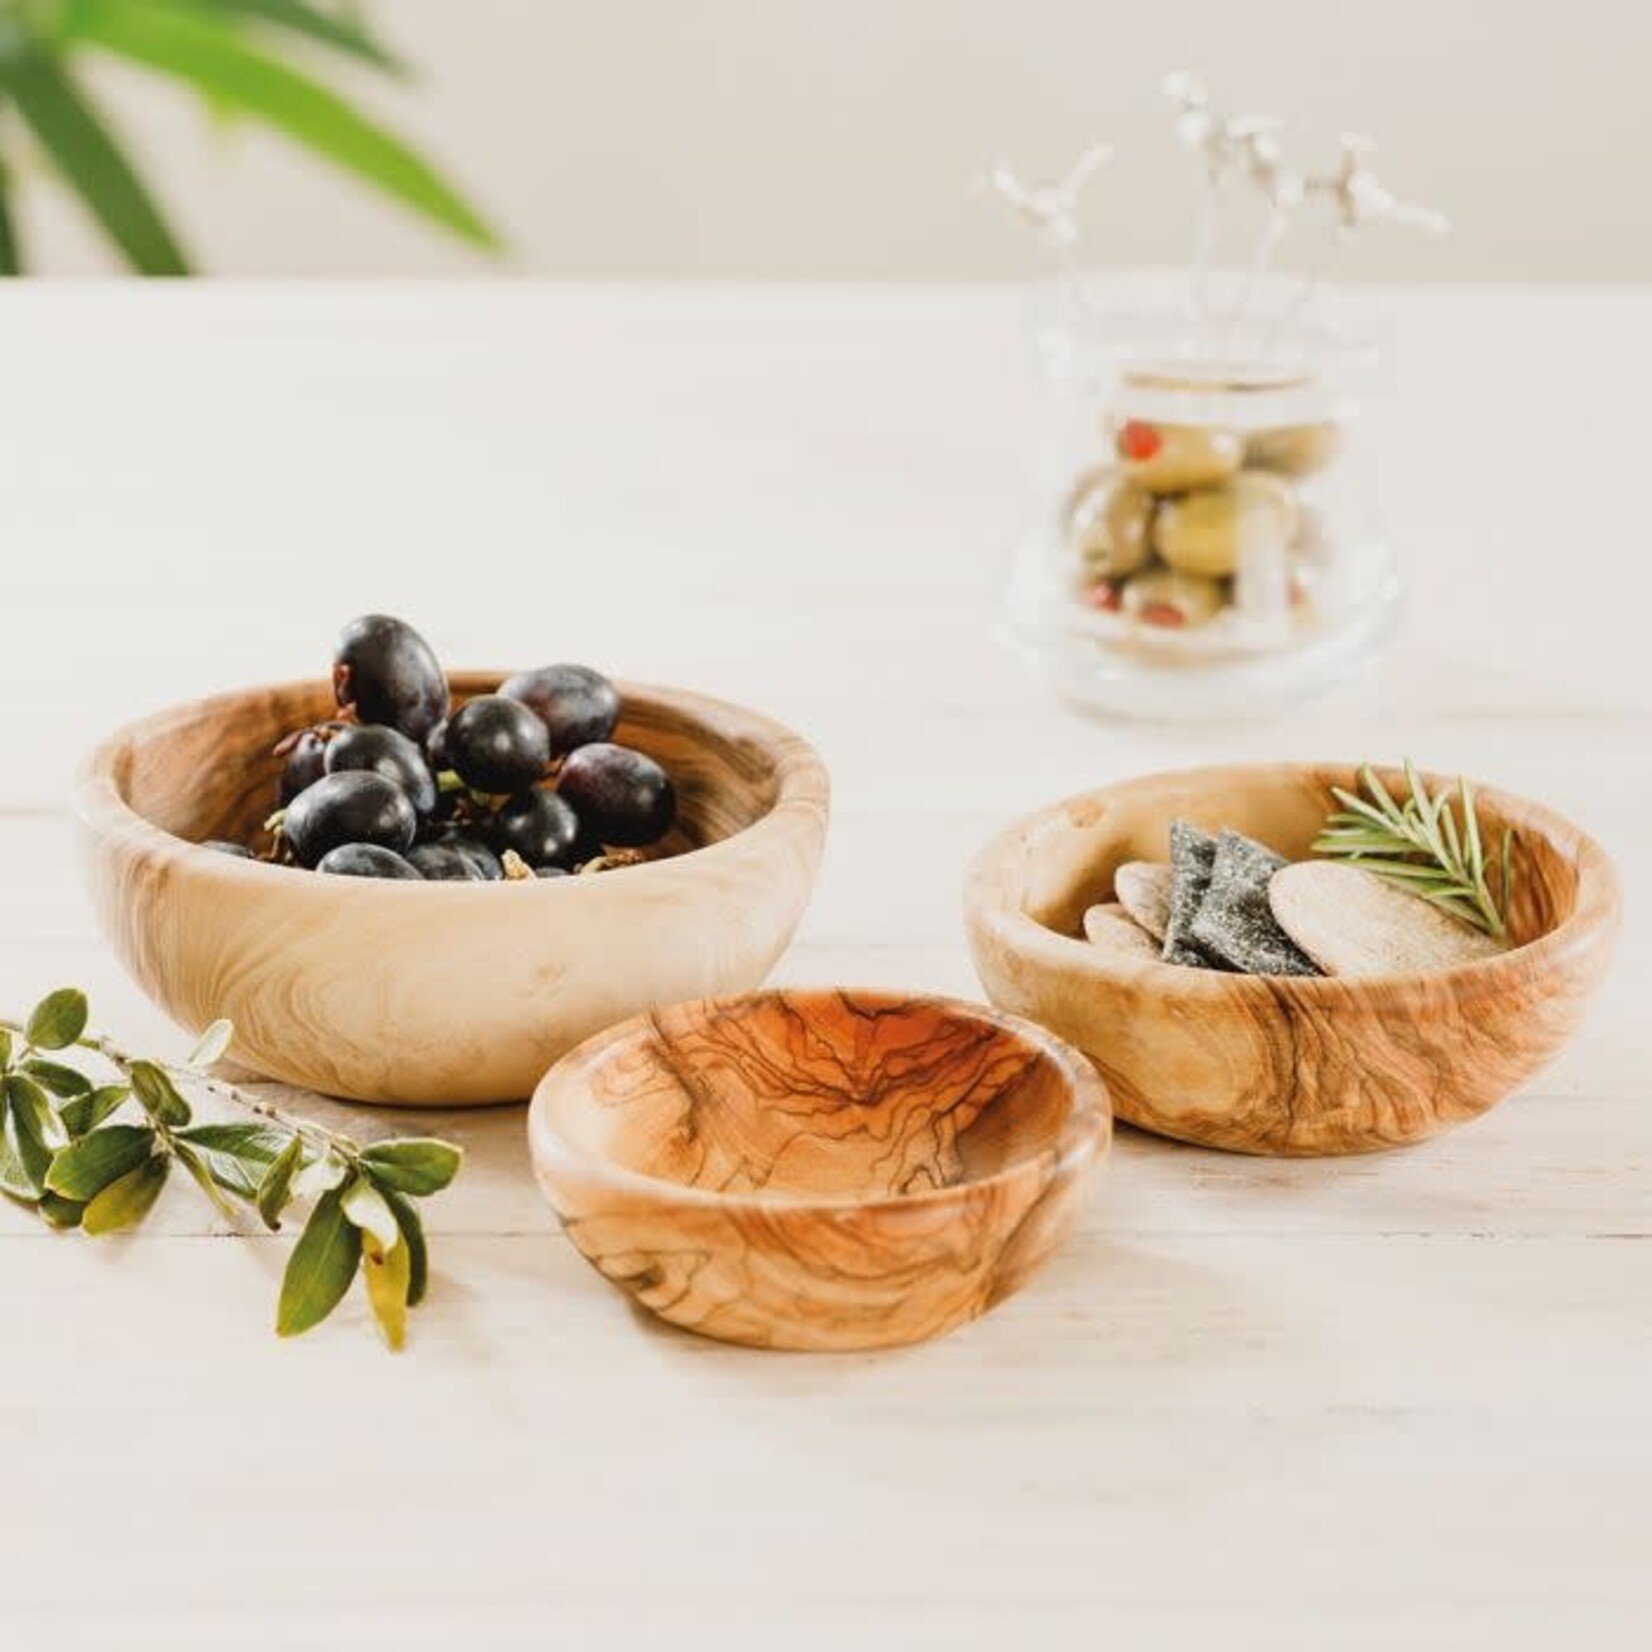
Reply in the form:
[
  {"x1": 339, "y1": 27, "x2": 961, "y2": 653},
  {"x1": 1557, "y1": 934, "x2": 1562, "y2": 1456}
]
[
  {"x1": 528, "y1": 988, "x2": 1110, "y2": 1351},
  {"x1": 964, "y1": 764, "x2": 1619, "y2": 1156},
  {"x1": 76, "y1": 675, "x2": 829, "y2": 1105}
]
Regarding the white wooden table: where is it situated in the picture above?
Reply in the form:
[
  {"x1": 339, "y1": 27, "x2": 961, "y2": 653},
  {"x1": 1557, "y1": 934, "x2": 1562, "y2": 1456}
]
[{"x1": 1, "y1": 285, "x2": 1647, "y2": 1649}]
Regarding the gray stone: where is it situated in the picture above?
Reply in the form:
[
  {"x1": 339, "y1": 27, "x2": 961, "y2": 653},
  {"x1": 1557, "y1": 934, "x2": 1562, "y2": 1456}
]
[
  {"x1": 1191, "y1": 830, "x2": 1322, "y2": 977},
  {"x1": 1161, "y1": 821, "x2": 1227, "y2": 968}
]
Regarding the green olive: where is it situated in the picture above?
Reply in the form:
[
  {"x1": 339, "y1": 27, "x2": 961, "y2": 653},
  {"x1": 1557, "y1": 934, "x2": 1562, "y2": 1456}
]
[
  {"x1": 1244, "y1": 422, "x2": 1341, "y2": 478},
  {"x1": 1122, "y1": 568, "x2": 1225, "y2": 628},
  {"x1": 1114, "y1": 420, "x2": 1242, "y2": 494},
  {"x1": 1153, "y1": 472, "x2": 1300, "y2": 578},
  {"x1": 1068, "y1": 471, "x2": 1154, "y2": 578}
]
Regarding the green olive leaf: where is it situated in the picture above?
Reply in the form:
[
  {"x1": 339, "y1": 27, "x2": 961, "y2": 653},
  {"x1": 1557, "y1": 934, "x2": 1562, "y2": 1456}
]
[
  {"x1": 358, "y1": 1138, "x2": 463, "y2": 1196},
  {"x1": 6, "y1": 1073, "x2": 67, "y2": 1153},
  {"x1": 0, "y1": 1105, "x2": 45, "y2": 1202},
  {"x1": 25, "y1": 988, "x2": 89, "y2": 1051},
  {"x1": 37, "y1": 1191, "x2": 86, "y2": 1230},
  {"x1": 340, "y1": 1174, "x2": 400, "y2": 1251},
  {"x1": 186, "y1": 1018, "x2": 234, "y2": 1070},
  {"x1": 22, "y1": 1057, "x2": 92, "y2": 1098},
  {"x1": 127, "y1": 1060, "x2": 192, "y2": 1126},
  {"x1": 172, "y1": 1140, "x2": 239, "y2": 1219},
  {"x1": 255, "y1": 1134, "x2": 304, "y2": 1230},
  {"x1": 82, "y1": 1156, "x2": 169, "y2": 1235},
  {"x1": 380, "y1": 1186, "x2": 428, "y2": 1306},
  {"x1": 173, "y1": 1122, "x2": 286, "y2": 1200},
  {"x1": 361, "y1": 1231, "x2": 411, "y2": 1350},
  {"x1": 276, "y1": 1185, "x2": 361, "y2": 1337},
  {"x1": 59, "y1": 1084, "x2": 130, "y2": 1138},
  {"x1": 45, "y1": 1124, "x2": 156, "y2": 1200}
]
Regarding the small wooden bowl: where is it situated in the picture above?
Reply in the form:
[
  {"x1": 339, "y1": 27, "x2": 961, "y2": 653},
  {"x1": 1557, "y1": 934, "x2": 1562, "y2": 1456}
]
[
  {"x1": 964, "y1": 764, "x2": 1620, "y2": 1156},
  {"x1": 76, "y1": 675, "x2": 829, "y2": 1105},
  {"x1": 528, "y1": 989, "x2": 1110, "y2": 1350}
]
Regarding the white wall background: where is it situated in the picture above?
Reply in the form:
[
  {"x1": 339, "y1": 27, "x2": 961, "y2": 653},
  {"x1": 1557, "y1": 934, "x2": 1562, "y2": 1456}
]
[{"x1": 12, "y1": 0, "x2": 1651, "y2": 280}]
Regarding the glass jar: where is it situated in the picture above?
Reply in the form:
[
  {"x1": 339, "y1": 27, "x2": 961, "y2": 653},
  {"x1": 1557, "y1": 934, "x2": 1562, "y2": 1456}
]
[{"x1": 1003, "y1": 279, "x2": 1399, "y2": 718}]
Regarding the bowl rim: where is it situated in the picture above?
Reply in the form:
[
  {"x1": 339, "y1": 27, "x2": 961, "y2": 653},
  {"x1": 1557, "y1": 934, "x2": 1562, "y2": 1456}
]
[
  {"x1": 964, "y1": 760, "x2": 1622, "y2": 1002},
  {"x1": 528, "y1": 986, "x2": 1112, "y2": 1214},
  {"x1": 74, "y1": 672, "x2": 829, "y2": 899}
]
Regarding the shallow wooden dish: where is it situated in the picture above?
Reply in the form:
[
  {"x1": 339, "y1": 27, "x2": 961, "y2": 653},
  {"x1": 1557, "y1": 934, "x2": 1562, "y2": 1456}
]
[
  {"x1": 964, "y1": 764, "x2": 1619, "y2": 1156},
  {"x1": 76, "y1": 675, "x2": 829, "y2": 1105},
  {"x1": 528, "y1": 988, "x2": 1110, "y2": 1351}
]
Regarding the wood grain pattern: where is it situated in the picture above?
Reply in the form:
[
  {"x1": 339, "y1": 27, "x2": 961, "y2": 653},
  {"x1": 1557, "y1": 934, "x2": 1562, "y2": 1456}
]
[
  {"x1": 528, "y1": 988, "x2": 1110, "y2": 1350},
  {"x1": 75, "y1": 674, "x2": 829, "y2": 1105},
  {"x1": 964, "y1": 764, "x2": 1621, "y2": 1156}
]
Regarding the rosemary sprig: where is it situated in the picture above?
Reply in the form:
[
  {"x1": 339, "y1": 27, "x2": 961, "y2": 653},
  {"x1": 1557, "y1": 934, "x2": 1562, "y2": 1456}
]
[
  {"x1": 1312, "y1": 759, "x2": 1515, "y2": 939},
  {"x1": 0, "y1": 989, "x2": 462, "y2": 1349}
]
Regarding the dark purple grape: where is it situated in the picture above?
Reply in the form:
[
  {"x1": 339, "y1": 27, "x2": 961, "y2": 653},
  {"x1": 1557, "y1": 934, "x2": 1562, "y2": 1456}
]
[
  {"x1": 316, "y1": 843, "x2": 423, "y2": 880},
  {"x1": 499, "y1": 664, "x2": 619, "y2": 755},
  {"x1": 324, "y1": 724, "x2": 437, "y2": 817},
  {"x1": 203, "y1": 839, "x2": 252, "y2": 858},
  {"x1": 426, "y1": 828, "x2": 503, "y2": 880},
  {"x1": 277, "y1": 723, "x2": 342, "y2": 804},
  {"x1": 283, "y1": 772, "x2": 416, "y2": 868},
  {"x1": 493, "y1": 789, "x2": 585, "y2": 870},
  {"x1": 407, "y1": 842, "x2": 486, "y2": 882},
  {"x1": 446, "y1": 694, "x2": 550, "y2": 794},
  {"x1": 333, "y1": 615, "x2": 449, "y2": 742},
  {"x1": 557, "y1": 743, "x2": 675, "y2": 846},
  {"x1": 425, "y1": 718, "x2": 452, "y2": 774}
]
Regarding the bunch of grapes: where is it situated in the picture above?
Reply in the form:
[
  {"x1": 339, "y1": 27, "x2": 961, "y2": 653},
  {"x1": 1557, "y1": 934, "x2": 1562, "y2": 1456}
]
[{"x1": 210, "y1": 616, "x2": 677, "y2": 881}]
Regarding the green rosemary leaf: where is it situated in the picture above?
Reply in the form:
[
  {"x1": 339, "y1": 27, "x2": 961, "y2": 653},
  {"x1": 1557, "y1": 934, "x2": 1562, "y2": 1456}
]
[
  {"x1": 1357, "y1": 766, "x2": 1408, "y2": 830},
  {"x1": 1461, "y1": 777, "x2": 1483, "y2": 879},
  {"x1": 1317, "y1": 760, "x2": 1516, "y2": 939}
]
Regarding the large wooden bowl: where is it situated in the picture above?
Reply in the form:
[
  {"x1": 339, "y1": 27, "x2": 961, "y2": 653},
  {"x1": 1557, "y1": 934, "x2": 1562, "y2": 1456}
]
[
  {"x1": 76, "y1": 675, "x2": 829, "y2": 1105},
  {"x1": 528, "y1": 989, "x2": 1110, "y2": 1350},
  {"x1": 964, "y1": 764, "x2": 1619, "y2": 1156}
]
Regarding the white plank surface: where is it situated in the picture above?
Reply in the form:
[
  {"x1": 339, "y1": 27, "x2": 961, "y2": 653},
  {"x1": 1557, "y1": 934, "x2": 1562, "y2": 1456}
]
[{"x1": 0, "y1": 284, "x2": 1647, "y2": 1649}]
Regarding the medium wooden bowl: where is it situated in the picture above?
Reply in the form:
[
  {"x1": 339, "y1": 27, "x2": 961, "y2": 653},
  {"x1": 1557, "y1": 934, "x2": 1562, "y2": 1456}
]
[
  {"x1": 76, "y1": 675, "x2": 829, "y2": 1105},
  {"x1": 528, "y1": 988, "x2": 1110, "y2": 1350},
  {"x1": 964, "y1": 764, "x2": 1619, "y2": 1156}
]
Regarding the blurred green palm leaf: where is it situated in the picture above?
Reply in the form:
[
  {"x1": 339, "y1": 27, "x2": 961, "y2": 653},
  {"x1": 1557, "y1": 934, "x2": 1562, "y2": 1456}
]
[
  {"x1": 154, "y1": 0, "x2": 405, "y2": 71},
  {"x1": 0, "y1": 36, "x2": 189, "y2": 271},
  {"x1": 0, "y1": 0, "x2": 498, "y2": 273}
]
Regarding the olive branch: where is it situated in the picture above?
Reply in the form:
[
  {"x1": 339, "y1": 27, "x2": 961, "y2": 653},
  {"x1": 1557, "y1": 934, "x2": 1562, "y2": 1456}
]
[{"x1": 0, "y1": 987, "x2": 462, "y2": 1348}]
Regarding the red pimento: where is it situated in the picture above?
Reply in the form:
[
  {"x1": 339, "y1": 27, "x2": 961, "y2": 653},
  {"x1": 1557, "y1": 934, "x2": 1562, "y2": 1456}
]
[
  {"x1": 1117, "y1": 420, "x2": 1162, "y2": 462},
  {"x1": 1084, "y1": 580, "x2": 1123, "y2": 612},
  {"x1": 1138, "y1": 601, "x2": 1186, "y2": 628}
]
